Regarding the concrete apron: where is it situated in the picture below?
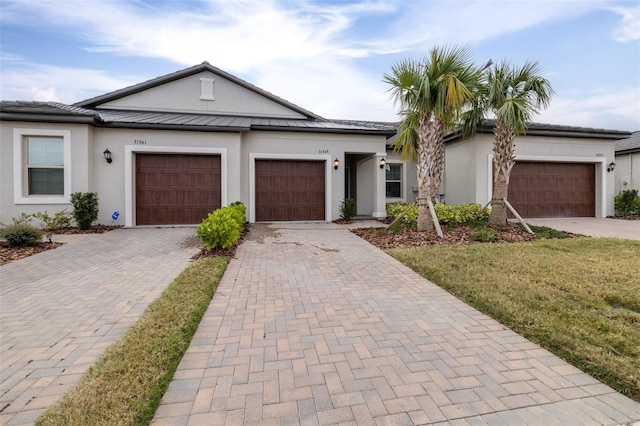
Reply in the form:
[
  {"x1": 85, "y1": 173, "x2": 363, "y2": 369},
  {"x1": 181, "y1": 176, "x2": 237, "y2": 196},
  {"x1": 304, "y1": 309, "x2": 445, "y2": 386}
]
[{"x1": 525, "y1": 217, "x2": 640, "y2": 240}]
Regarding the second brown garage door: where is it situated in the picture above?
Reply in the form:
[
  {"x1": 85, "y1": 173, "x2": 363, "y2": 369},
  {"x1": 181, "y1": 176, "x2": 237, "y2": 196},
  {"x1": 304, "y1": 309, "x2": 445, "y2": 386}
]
[
  {"x1": 508, "y1": 161, "x2": 595, "y2": 218},
  {"x1": 136, "y1": 154, "x2": 221, "y2": 225},
  {"x1": 255, "y1": 160, "x2": 325, "y2": 221}
]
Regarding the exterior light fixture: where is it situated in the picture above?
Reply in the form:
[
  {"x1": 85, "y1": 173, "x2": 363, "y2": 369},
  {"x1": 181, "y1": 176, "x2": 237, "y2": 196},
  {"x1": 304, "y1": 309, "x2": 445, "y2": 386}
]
[
  {"x1": 379, "y1": 158, "x2": 386, "y2": 169},
  {"x1": 607, "y1": 161, "x2": 615, "y2": 172},
  {"x1": 103, "y1": 148, "x2": 113, "y2": 164},
  {"x1": 334, "y1": 158, "x2": 339, "y2": 170}
]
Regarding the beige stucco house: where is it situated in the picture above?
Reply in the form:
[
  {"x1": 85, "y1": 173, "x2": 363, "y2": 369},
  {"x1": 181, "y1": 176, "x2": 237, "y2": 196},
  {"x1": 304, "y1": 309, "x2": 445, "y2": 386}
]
[
  {"x1": 0, "y1": 62, "x2": 631, "y2": 227},
  {"x1": 1, "y1": 62, "x2": 396, "y2": 226},
  {"x1": 442, "y1": 122, "x2": 629, "y2": 218},
  {"x1": 614, "y1": 131, "x2": 640, "y2": 195}
]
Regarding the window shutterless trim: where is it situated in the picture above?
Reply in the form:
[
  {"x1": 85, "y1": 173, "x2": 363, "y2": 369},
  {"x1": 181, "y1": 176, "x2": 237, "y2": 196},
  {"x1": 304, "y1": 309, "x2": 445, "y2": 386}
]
[{"x1": 13, "y1": 128, "x2": 72, "y2": 204}]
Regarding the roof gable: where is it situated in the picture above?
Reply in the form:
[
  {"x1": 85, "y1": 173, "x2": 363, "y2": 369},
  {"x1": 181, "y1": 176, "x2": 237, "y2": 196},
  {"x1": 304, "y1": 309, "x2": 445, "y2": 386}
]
[{"x1": 74, "y1": 62, "x2": 320, "y2": 120}]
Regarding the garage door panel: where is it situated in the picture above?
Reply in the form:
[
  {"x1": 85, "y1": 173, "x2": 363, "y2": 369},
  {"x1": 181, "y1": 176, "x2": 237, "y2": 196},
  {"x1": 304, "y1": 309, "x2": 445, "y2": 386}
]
[
  {"x1": 508, "y1": 162, "x2": 594, "y2": 218},
  {"x1": 255, "y1": 159, "x2": 325, "y2": 221},
  {"x1": 136, "y1": 154, "x2": 221, "y2": 225}
]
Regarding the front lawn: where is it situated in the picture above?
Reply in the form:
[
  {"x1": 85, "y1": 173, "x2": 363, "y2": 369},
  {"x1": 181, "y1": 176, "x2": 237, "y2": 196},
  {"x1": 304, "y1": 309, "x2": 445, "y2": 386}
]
[{"x1": 387, "y1": 238, "x2": 640, "y2": 402}]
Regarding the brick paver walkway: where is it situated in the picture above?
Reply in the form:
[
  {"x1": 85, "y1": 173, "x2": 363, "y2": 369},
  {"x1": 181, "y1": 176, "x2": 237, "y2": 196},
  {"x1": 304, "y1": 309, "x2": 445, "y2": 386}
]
[
  {"x1": 0, "y1": 228, "x2": 199, "y2": 425},
  {"x1": 154, "y1": 223, "x2": 640, "y2": 425}
]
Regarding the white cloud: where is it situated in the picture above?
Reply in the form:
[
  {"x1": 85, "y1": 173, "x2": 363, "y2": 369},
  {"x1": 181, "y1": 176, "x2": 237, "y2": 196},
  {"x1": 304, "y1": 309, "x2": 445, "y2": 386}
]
[
  {"x1": 0, "y1": 60, "x2": 135, "y2": 103},
  {"x1": 536, "y1": 87, "x2": 640, "y2": 131},
  {"x1": 609, "y1": 5, "x2": 640, "y2": 42}
]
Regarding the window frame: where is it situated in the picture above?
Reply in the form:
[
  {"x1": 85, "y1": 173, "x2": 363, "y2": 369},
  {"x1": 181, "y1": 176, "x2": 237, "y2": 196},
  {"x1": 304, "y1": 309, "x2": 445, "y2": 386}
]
[
  {"x1": 385, "y1": 162, "x2": 403, "y2": 200},
  {"x1": 13, "y1": 128, "x2": 72, "y2": 204}
]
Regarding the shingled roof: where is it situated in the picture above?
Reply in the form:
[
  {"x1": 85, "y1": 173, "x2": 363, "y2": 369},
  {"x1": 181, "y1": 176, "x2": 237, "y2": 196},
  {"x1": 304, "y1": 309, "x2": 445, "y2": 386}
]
[{"x1": 615, "y1": 131, "x2": 640, "y2": 153}]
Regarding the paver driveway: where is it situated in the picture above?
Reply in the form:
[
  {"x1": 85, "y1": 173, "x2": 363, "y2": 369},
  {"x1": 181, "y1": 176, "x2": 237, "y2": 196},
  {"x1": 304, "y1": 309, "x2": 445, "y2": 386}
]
[
  {"x1": 0, "y1": 227, "x2": 199, "y2": 425},
  {"x1": 153, "y1": 223, "x2": 640, "y2": 425}
]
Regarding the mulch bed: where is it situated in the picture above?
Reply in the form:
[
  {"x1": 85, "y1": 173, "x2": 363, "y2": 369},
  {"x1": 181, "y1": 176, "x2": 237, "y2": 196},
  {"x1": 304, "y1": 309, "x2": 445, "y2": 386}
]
[
  {"x1": 351, "y1": 222, "x2": 541, "y2": 250},
  {"x1": 0, "y1": 225, "x2": 123, "y2": 265},
  {"x1": 608, "y1": 215, "x2": 640, "y2": 221}
]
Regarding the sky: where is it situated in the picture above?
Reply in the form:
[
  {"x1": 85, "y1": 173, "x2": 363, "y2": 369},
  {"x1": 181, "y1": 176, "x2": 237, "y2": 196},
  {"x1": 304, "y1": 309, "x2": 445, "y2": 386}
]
[{"x1": 1, "y1": 0, "x2": 639, "y2": 131}]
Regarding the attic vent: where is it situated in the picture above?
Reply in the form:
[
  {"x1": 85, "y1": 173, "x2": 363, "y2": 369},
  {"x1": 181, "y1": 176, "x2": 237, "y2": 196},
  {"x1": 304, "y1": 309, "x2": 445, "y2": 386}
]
[{"x1": 200, "y1": 78, "x2": 215, "y2": 100}]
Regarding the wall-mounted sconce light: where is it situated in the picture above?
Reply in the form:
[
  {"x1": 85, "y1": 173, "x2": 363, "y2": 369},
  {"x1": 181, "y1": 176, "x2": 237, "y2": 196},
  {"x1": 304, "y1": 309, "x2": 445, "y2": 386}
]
[
  {"x1": 334, "y1": 158, "x2": 340, "y2": 170},
  {"x1": 103, "y1": 148, "x2": 113, "y2": 164},
  {"x1": 607, "y1": 161, "x2": 615, "y2": 172},
  {"x1": 379, "y1": 158, "x2": 386, "y2": 169}
]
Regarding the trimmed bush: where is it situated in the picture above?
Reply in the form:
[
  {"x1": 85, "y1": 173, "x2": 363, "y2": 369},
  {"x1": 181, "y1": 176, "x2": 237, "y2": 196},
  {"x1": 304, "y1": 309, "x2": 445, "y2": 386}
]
[
  {"x1": 615, "y1": 189, "x2": 640, "y2": 216},
  {"x1": 339, "y1": 198, "x2": 356, "y2": 222},
  {"x1": 70, "y1": 192, "x2": 99, "y2": 230},
  {"x1": 386, "y1": 202, "x2": 489, "y2": 227},
  {"x1": 1, "y1": 224, "x2": 43, "y2": 247},
  {"x1": 435, "y1": 203, "x2": 489, "y2": 225},
  {"x1": 386, "y1": 202, "x2": 418, "y2": 227},
  {"x1": 197, "y1": 203, "x2": 245, "y2": 250}
]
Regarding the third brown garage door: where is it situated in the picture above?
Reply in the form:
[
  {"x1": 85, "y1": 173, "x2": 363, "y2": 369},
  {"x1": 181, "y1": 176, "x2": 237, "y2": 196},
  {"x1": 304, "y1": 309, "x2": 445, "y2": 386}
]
[
  {"x1": 255, "y1": 160, "x2": 325, "y2": 221},
  {"x1": 136, "y1": 154, "x2": 221, "y2": 225},
  {"x1": 508, "y1": 161, "x2": 595, "y2": 218}
]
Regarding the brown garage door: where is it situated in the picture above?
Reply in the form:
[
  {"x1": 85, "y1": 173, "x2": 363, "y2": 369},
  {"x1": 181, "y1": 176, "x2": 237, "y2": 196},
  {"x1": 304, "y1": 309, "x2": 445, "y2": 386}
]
[
  {"x1": 255, "y1": 160, "x2": 325, "y2": 221},
  {"x1": 508, "y1": 162, "x2": 595, "y2": 218},
  {"x1": 136, "y1": 154, "x2": 221, "y2": 225}
]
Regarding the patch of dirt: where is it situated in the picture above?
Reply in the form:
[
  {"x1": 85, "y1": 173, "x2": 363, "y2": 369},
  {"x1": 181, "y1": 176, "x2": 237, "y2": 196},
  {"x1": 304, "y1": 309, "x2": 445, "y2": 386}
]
[
  {"x1": 351, "y1": 223, "x2": 544, "y2": 250},
  {"x1": 0, "y1": 225, "x2": 122, "y2": 265},
  {"x1": 0, "y1": 242, "x2": 64, "y2": 265},
  {"x1": 190, "y1": 225, "x2": 251, "y2": 261}
]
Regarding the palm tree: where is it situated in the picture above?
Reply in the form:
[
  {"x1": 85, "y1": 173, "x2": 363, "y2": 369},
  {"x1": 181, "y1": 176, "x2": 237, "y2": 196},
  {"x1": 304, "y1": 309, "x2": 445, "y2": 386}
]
[
  {"x1": 384, "y1": 45, "x2": 482, "y2": 231},
  {"x1": 477, "y1": 61, "x2": 554, "y2": 225}
]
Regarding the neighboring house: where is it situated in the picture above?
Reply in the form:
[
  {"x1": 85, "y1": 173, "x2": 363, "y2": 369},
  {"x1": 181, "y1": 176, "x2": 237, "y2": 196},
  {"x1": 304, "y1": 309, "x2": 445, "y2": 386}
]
[
  {"x1": 614, "y1": 131, "x2": 640, "y2": 194},
  {"x1": 1, "y1": 62, "x2": 396, "y2": 226},
  {"x1": 0, "y1": 62, "x2": 631, "y2": 226},
  {"x1": 442, "y1": 121, "x2": 629, "y2": 218}
]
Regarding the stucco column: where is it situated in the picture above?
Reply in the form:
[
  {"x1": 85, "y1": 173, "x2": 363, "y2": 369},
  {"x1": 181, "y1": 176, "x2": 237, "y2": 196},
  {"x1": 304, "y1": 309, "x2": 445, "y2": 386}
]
[{"x1": 372, "y1": 152, "x2": 387, "y2": 218}]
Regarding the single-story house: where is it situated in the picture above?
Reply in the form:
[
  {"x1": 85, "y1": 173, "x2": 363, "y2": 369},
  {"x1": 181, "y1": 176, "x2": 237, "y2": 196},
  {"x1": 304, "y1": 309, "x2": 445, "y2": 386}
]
[
  {"x1": 0, "y1": 62, "x2": 630, "y2": 226},
  {"x1": 1, "y1": 62, "x2": 396, "y2": 226},
  {"x1": 440, "y1": 122, "x2": 629, "y2": 218},
  {"x1": 614, "y1": 131, "x2": 640, "y2": 194}
]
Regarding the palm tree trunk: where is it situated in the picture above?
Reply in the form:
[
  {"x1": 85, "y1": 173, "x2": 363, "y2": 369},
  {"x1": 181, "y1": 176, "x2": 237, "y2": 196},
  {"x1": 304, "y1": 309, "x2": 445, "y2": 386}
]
[
  {"x1": 416, "y1": 114, "x2": 435, "y2": 231},
  {"x1": 489, "y1": 122, "x2": 516, "y2": 225},
  {"x1": 429, "y1": 119, "x2": 446, "y2": 201}
]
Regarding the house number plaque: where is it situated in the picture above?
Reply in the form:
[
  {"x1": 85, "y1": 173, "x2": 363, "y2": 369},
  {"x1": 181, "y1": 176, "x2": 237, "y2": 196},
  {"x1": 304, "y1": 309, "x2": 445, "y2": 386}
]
[
  {"x1": 318, "y1": 149, "x2": 329, "y2": 154},
  {"x1": 134, "y1": 139, "x2": 147, "y2": 145}
]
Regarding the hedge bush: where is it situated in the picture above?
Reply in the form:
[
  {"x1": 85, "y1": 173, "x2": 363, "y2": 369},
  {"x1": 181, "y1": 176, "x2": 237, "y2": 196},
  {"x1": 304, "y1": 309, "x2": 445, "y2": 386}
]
[
  {"x1": 615, "y1": 189, "x2": 640, "y2": 216},
  {"x1": 386, "y1": 202, "x2": 490, "y2": 227},
  {"x1": 197, "y1": 203, "x2": 246, "y2": 250},
  {"x1": 1, "y1": 224, "x2": 43, "y2": 247},
  {"x1": 70, "y1": 192, "x2": 99, "y2": 230}
]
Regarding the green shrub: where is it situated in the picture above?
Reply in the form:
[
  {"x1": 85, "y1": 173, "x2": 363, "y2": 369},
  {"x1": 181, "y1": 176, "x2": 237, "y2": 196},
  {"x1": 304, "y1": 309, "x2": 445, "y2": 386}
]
[
  {"x1": 10, "y1": 212, "x2": 34, "y2": 226},
  {"x1": 386, "y1": 202, "x2": 490, "y2": 228},
  {"x1": 70, "y1": 192, "x2": 99, "y2": 230},
  {"x1": 197, "y1": 205, "x2": 244, "y2": 250},
  {"x1": 228, "y1": 202, "x2": 247, "y2": 226},
  {"x1": 1, "y1": 224, "x2": 43, "y2": 247},
  {"x1": 436, "y1": 203, "x2": 489, "y2": 225},
  {"x1": 529, "y1": 225, "x2": 572, "y2": 239},
  {"x1": 339, "y1": 198, "x2": 356, "y2": 222},
  {"x1": 470, "y1": 229, "x2": 497, "y2": 242},
  {"x1": 32, "y1": 210, "x2": 73, "y2": 231},
  {"x1": 615, "y1": 189, "x2": 640, "y2": 216},
  {"x1": 386, "y1": 202, "x2": 418, "y2": 227}
]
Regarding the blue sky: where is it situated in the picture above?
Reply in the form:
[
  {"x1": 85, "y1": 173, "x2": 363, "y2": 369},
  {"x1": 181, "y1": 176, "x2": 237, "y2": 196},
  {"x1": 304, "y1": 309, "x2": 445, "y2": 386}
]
[{"x1": 1, "y1": 0, "x2": 638, "y2": 131}]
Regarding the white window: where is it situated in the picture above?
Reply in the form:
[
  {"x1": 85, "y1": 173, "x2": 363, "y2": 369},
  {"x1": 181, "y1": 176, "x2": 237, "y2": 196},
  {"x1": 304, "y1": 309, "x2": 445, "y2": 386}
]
[
  {"x1": 386, "y1": 163, "x2": 402, "y2": 198},
  {"x1": 14, "y1": 128, "x2": 71, "y2": 204}
]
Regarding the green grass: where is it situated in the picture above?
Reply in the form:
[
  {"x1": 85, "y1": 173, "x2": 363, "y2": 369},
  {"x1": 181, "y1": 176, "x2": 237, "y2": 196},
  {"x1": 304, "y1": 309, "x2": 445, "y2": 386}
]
[
  {"x1": 36, "y1": 257, "x2": 227, "y2": 426},
  {"x1": 388, "y1": 238, "x2": 640, "y2": 402}
]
